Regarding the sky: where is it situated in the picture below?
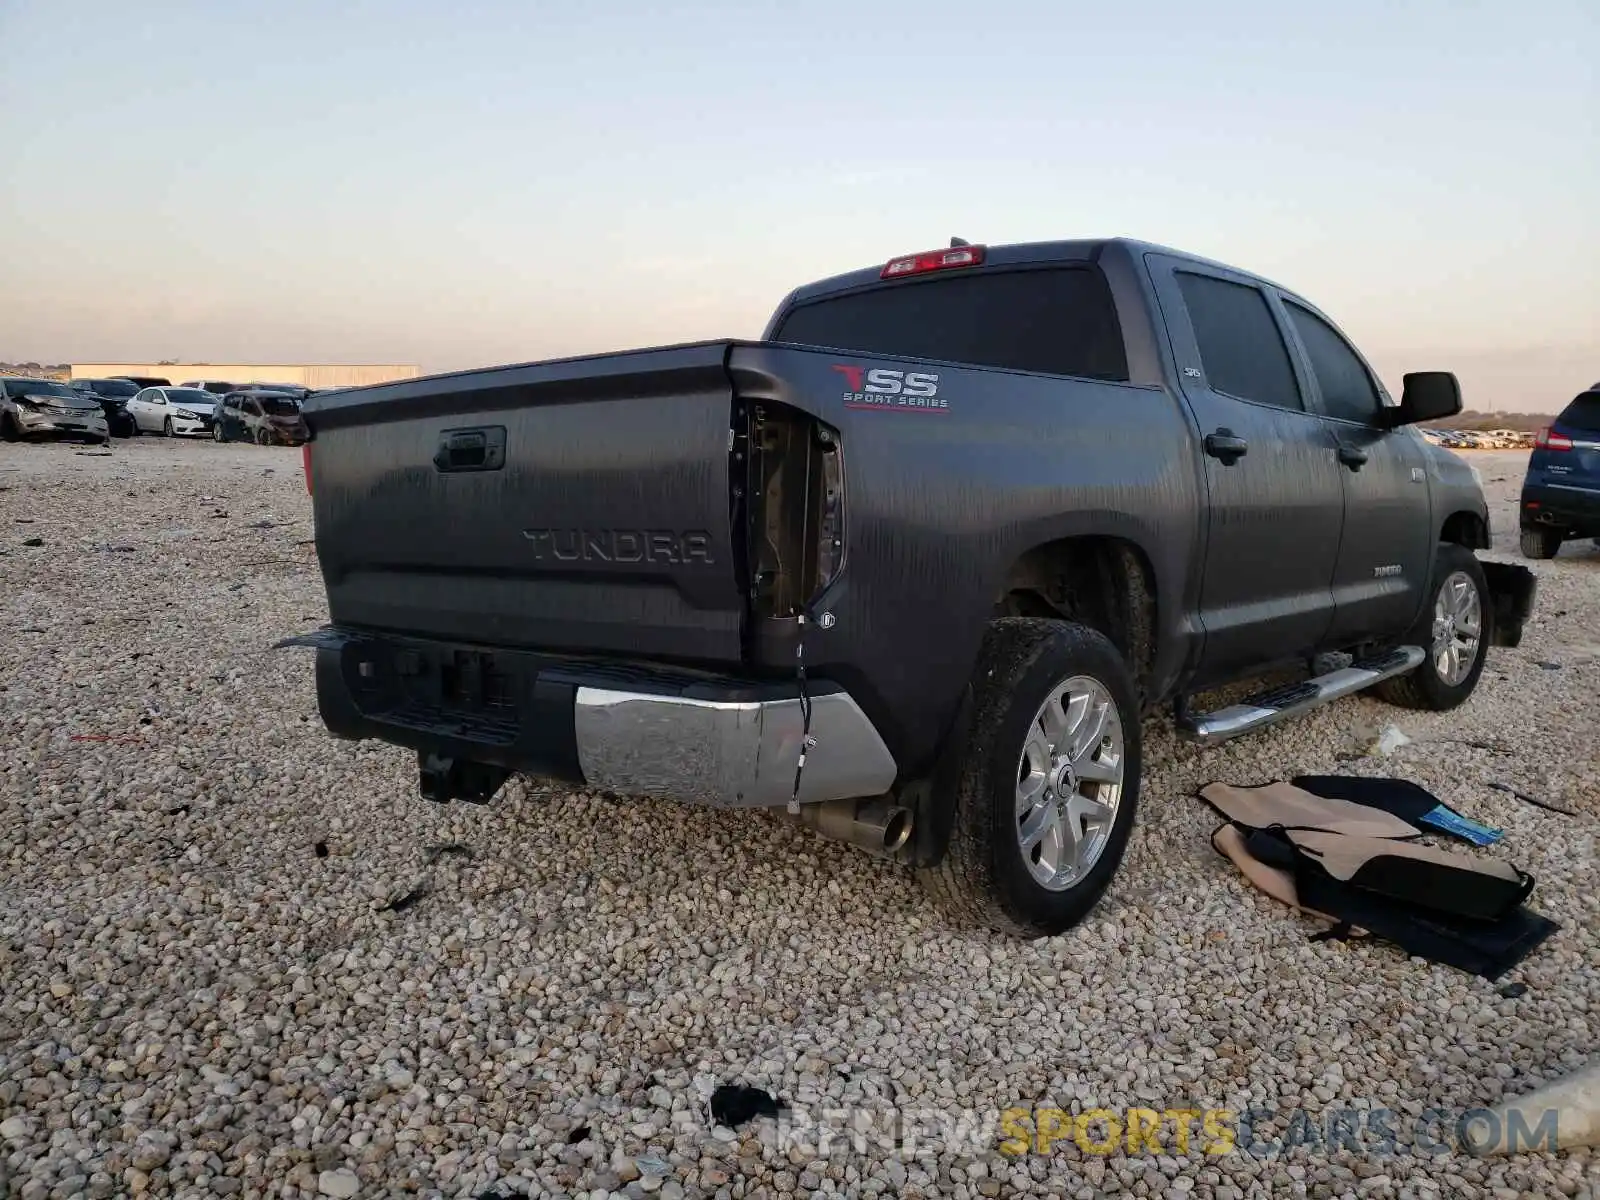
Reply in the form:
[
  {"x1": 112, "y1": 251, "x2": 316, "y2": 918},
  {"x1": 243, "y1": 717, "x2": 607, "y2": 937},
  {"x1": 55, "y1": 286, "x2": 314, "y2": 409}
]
[{"x1": 1, "y1": 0, "x2": 1595, "y2": 411}]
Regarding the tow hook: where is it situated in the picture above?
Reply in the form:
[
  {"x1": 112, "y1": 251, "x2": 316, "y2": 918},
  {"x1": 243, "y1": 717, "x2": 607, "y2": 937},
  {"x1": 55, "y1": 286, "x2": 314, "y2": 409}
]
[{"x1": 418, "y1": 753, "x2": 510, "y2": 804}]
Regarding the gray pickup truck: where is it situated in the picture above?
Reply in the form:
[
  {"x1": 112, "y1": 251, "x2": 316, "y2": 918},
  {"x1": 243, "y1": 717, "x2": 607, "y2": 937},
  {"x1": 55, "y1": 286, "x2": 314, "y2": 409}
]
[{"x1": 284, "y1": 237, "x2": 1536, "y2": 937}]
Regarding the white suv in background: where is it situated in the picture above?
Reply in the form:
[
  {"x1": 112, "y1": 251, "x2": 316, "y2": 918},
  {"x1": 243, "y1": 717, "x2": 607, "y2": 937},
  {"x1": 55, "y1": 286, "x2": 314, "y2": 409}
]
[{"x1": 125, "y1": 386, "x2": 217, "y2": 437}]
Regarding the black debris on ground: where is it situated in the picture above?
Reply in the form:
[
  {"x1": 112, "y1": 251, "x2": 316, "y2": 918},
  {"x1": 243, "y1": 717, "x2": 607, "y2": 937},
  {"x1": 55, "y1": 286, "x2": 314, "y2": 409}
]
[
  {"x1": 1487, "y1": 780, "x2": 1578, "y2": 817},
  {"x1": 378, "y1": 883, "x2": 429, "y2": 913},
  {"x1": 710, "y1": 1083, "x2": 784, "y2": 1128},
  {"x1": 313, "y1": 841, "x2": 329, "y2": 859}
]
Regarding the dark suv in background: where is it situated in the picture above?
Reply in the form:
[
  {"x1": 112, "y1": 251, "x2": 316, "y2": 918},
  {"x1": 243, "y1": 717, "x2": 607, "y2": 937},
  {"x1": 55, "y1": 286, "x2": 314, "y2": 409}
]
[
  {"x1": 69, "y1": 378, "x2": 140, "y2": 438},
  {"x1": 1520, "y1": 383, "x2": 1600, "y2": 558}
]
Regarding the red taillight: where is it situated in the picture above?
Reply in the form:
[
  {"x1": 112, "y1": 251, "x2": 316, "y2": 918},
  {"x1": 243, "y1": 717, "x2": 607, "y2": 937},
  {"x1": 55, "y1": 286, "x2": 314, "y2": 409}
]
[
  {"x1": 1535, "y1": 427, "x2": 1572, "y2": 451},
  {"x1": 880, "y1": 245, "x2": 986, "y2": 280},
  {"x1": 302, "y1": 442, "x2": 313, "y2": 493}
]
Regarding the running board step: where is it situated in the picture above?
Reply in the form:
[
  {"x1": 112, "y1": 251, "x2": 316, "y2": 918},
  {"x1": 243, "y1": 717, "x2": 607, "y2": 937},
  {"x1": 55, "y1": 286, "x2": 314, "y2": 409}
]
[{"x1": 1179, "y1": 645, "x2": 1425, "y2": 747}]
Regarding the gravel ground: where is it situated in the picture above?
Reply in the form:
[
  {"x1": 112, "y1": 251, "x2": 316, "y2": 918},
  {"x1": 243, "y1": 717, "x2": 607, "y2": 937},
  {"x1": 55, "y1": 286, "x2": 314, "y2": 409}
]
[{"x1": 1, "y1": 440, "x2": 1596, "y2": 1200}]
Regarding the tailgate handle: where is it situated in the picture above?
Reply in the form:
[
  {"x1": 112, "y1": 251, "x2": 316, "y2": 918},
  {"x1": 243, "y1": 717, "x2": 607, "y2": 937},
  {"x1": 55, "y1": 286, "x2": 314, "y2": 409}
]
[{"x1": 434, "y1": 426, "x2": 506, "y2": 473}]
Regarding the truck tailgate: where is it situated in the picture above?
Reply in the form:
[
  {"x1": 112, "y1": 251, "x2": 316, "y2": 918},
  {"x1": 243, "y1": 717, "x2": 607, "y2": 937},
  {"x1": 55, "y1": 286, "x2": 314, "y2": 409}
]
[{"x1": 302, "y1": 342, "x2": 745, "y2": 663}]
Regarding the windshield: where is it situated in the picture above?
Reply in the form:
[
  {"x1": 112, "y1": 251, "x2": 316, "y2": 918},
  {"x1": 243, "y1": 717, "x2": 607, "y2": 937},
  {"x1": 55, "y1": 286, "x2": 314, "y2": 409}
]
[
  {"x1": 1556, "y1": 392, "x2": 1600, "y2": 434},
  {"x1": 85, "y1": 379, "x2": 139, "y2": 398},
  {"x1": 5, "y1": 379, "x2": 80, "y2": 400},
  {"x1": 773, "y1": 266, "x2": 1130, "y2": 382},
  {"x1": 166, "y1": 389, "x2": 215, "y2": 405}
]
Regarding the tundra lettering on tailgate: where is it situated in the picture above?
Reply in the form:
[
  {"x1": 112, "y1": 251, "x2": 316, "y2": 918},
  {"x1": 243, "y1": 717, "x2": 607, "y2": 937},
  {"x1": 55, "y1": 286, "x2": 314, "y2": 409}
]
[
  {"x1": 830, "y1": 364, "x2": 949, "y2": 413},
  {"x1": 522, "y1": 528, "x2": 714, "y2": 565}
]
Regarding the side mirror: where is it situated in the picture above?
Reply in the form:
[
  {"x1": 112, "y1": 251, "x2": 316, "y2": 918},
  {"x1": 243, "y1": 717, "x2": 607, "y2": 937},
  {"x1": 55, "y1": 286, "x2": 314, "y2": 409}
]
[{"x1": 1387, "y1": 372, "x2": 1462, "y2": 427}]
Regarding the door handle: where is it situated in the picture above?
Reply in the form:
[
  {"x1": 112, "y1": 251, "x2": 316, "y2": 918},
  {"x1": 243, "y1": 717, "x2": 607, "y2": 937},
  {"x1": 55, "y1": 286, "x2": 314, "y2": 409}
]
[
  {"x1": 1203, "y1": 429, "x2": 1249, "y2": 464},
  {"x1": 1337, "y1": 445, "x2": 1369, "y2": 471}
]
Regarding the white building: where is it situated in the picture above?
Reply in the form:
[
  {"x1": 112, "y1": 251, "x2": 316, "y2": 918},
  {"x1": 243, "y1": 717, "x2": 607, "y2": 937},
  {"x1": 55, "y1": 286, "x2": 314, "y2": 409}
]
[{"x1": 70, "y1": 362, "x2": 421, "y2": 389}]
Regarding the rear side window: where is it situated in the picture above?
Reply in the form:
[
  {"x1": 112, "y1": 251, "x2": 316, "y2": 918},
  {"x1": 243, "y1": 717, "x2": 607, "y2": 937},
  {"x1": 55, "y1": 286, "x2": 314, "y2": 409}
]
[
  {"x1": 1284, "y1": 301, "x2": 1382, "y2": 423},
  {"x1": 1177, "y1": 272, "x2": 1302, "y2": 411},
  {"x1": 774, "y1": 266, "x2": 1129, "y2": 382},
  {"x1": 1557, "y1": 392, "x2": 1600, "y2": 433}
]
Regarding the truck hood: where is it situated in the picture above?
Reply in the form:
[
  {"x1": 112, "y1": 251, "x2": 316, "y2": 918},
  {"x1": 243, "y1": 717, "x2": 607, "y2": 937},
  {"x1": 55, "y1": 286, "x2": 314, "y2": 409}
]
[
  {"x1": 1419, "y1": 435, "x2": 1491, "y2": 533},
  {"x1": 1420, "y1": 437, "x2": 1480, "y2": 487}
]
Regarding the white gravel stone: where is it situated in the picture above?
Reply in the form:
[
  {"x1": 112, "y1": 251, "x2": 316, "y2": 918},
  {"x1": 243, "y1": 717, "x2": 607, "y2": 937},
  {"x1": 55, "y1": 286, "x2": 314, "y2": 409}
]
[
  {"x1": 317, "y1": 1168, "x2": 360, "y2": 1197},
  {"x1": 0, "y1": 440, "x2": 1595, "y2": 1198}
]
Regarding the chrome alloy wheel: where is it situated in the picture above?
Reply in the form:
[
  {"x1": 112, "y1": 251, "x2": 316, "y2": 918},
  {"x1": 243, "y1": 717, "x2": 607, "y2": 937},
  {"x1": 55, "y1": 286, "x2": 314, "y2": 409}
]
[
  {"x1": 1014, "y1": 675, "x2": 1125, "y2": 891},
  {"x1": 1431, "y1": 569, "x2": 1482, "y2": 687}
]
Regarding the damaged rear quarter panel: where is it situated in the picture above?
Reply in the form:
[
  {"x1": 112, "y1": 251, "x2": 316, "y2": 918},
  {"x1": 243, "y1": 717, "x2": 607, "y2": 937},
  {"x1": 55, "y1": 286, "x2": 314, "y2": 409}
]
[{"x1": 728, "y1": 344, "x2": 1204, "y2": 777}]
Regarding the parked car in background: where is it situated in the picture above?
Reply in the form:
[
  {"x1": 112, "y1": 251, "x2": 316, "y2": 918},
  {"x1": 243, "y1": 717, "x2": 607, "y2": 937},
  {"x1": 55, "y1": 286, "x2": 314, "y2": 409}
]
[
  {"x1": 69, "y1": 378, "x2": 140, "y2": 438},
  {"x1": 125, "y1": 386, "x2": 217, "y2": 437},
  {"x1": 112, "y1": 375, "x2": 171, "y2": 389},
  {"x1": 1520, "y1": 384, "x2": 1600, "y2": 559},
  {"x1": 1, "y1": 377, "x2": 109, "y2": 443},
  {"x1": 213, "y1": 390, "x2": 310, "y2": 445},
  {"x1": 179, "y1": 379, "x2": 237, "y2": 395}
]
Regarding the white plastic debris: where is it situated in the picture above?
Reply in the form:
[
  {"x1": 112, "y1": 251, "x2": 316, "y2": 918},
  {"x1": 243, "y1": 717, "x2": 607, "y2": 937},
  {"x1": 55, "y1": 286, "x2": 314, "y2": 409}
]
[
  {"x1": 1373, "y1": 724, "x2": 1412, "y2": 756},
  {"x1": 1463, "y1": 1058, "x2": 1600, "y2": 1155}
]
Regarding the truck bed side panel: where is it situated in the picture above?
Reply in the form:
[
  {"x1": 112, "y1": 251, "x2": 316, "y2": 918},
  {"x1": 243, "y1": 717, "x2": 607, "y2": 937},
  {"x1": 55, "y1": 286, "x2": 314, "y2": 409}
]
[{"x1": 731, "y1": 344, "x2": 1203, "y2": 776}]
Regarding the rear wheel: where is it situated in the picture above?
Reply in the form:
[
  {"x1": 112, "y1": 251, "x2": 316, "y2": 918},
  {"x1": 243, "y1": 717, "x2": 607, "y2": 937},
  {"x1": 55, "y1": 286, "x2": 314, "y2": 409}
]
[
  {"x1": 1519, "y1": 527, "x2": 1562, "y2": 559},
  {"x1": 254, "y1": 427, "x2": 272, "y2": 446},
  {"x1": 919, "y1": 618, "x2": 1141, "y2": 938},
  {"x1": 1374, "y1": 543, "x2": 1489, "y2": 711},
  {"x1": 212, "y1": 421, "x2": 225, "y2": 443}
]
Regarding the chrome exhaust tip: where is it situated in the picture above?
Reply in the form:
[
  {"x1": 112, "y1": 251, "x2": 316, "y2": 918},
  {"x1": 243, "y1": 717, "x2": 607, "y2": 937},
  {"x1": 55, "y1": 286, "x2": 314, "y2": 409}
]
[{"x1": 791, "y1": 797, "x2": 913, "y2": 857}]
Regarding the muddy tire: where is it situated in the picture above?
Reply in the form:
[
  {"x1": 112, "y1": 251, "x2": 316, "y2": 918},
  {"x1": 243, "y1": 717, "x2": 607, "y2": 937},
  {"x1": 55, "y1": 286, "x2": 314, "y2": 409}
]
[
  {"x1": 918, "y1": 618, "x2": 1141, "y2": 938},
  {"x1": 1374, "y1": 543, "x2": 1489, "y2": 711}
]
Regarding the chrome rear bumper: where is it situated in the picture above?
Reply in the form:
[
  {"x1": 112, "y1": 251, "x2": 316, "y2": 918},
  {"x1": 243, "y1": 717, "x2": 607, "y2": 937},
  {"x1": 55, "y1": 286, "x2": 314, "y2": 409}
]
[
  {"x1": 291, "y1": 626, "x2": 900, "y2": 809},
  {"x1": 573, "y1": 687, "x2": 898, "y2": 808}
]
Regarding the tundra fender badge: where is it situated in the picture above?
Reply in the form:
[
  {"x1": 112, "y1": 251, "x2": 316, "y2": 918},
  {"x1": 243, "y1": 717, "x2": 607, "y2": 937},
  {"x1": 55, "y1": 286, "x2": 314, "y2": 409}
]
[{"x1": 830, "y1": 364, "x2": 949, "y2": 413}]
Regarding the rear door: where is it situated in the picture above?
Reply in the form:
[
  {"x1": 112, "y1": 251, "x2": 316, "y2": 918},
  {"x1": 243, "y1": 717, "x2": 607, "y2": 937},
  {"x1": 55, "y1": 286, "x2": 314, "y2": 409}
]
[
  {"x1": 1278, "y1": 295, "x2": 1435, "y2": 644},
  {"x1": 129, "y1": 388, "x2": 157, "y2": 431},
  {"x1": 1146, "y1": 255, "x2": 1346, "y2": 681}
]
